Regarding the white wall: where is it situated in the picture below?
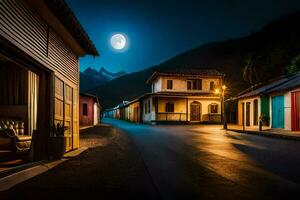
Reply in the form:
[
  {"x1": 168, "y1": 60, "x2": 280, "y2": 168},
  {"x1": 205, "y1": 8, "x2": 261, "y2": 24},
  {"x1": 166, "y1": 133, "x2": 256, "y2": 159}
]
[
  {"x1": 284, "y1": 92, "x2": 291, "y2": 130},
  {"x1": 152, "y1": 76, "x2": 221, "y2": 93},
  {"x1": 269, "y1": 87, "x2": 300, "y2": 130},
  {"x1": 152, "y1": 78, "x2": 162, "y2": 93},
  {"x1": 93, "y1": 103, "x2": 99, "y2": 125},
  {"x1": 238, "y1": 96, "x2": 261, "y2": 127},
  {"x1": 142, "y1": 96, "x2": 156, "y2": 122}
]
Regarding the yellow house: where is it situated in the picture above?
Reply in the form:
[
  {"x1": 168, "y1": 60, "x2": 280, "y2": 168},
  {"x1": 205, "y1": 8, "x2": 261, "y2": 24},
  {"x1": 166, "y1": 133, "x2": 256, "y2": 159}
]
[
  {"x1": 143, "y1": 69, "x2": 224, "y2": 123},
  {"x1": 104, "y1": 69, "x2": 225, "y2": 124}
]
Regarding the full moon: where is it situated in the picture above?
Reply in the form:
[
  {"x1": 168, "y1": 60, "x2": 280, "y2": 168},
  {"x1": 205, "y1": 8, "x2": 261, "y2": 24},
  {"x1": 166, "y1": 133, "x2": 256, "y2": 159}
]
[{"x1": 110, "y1": 34, "x2": 126, "y2": 50}]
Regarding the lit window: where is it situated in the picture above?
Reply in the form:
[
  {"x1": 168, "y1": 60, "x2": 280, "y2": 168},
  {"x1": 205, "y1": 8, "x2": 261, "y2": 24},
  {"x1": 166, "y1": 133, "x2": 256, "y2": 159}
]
[{"x1": 166, "y1": 102, "x2": 174, "y2": 112}]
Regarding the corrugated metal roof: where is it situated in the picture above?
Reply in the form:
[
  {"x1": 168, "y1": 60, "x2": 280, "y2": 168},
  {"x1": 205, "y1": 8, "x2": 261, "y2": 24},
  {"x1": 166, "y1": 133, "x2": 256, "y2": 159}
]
[{"x1": 236, "y1": 73, "x2": 300, "y2": 99}]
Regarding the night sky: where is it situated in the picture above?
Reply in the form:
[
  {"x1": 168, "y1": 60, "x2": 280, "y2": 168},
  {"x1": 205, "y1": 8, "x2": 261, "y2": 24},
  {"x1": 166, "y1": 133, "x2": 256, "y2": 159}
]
[{"x1": 66, "y1": 0, "x2": 300, "y2": 73}]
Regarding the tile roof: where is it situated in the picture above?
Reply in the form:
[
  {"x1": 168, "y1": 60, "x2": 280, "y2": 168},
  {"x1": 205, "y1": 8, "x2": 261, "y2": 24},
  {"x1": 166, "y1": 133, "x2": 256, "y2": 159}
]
[{"x1": 147, "y1": 69, "x2": 224, "y2": 83}]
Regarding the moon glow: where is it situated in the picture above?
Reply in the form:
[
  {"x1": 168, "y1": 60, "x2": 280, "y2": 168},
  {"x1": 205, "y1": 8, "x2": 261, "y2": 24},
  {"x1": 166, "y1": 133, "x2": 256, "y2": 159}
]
[{"x1": 110, "y1": 34, "x2": 126, "y2": 50}]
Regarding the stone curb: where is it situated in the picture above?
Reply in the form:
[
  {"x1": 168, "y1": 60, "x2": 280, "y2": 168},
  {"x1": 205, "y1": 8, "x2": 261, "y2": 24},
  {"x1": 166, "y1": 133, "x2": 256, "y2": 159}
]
[
  {"x1": 0, "y1": 147, "x2": 88, "y2": 192},
  {"x1": 228, "y1": 129, "x2": 300, "y2": 141}
]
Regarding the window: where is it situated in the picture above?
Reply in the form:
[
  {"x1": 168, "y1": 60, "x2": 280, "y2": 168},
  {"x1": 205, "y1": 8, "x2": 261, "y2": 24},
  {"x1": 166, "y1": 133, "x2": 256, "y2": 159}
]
[
  {"x1": 148, "y1": 100, "x2": 151, "y2": 113},
  {"x1": 83, "y1": 103, "x2": 88, "y2": 116},
  {"x1": 210, "y1": 81, "x2": 215, "y2": 90},
  {"x1": 166, "y1": 102, "x2": 174, "y2": 112},
  {"x1": 210, "y1": 104, "x2": 218, "y2": 113},
  {"x1": 187, "y1": 79, "x2": 202, "y2": 90},
  {"x1": 167, "y1": 80, "x2": 173, "y2": 89},
  {"x1": 187, "y1": 81, "x2": 192, "y2": 90}
]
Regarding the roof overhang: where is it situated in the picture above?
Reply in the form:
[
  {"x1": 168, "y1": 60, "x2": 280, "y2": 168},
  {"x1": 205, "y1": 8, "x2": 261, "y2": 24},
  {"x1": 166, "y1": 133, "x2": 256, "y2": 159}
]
[
  {"x1": 146, "y1": 71, "x2": 225, "y2": 84},
  {"x1": 24, "y1": 0, "x2": 99, "y2": 57}
]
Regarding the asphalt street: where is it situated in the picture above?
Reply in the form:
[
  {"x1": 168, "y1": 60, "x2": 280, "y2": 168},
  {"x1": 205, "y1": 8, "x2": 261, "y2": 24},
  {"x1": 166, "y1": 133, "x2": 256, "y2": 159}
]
[
  {"x1": 2, "y1": 119, "x2": 300, "y2": 200},
  {"x1": 103, "y1": 118, "x2": 300, "y2": 200}
]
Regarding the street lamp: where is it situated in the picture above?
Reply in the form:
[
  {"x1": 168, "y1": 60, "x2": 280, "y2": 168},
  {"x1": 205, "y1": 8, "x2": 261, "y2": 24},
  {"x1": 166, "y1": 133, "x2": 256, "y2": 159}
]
[{"x1": 215, "y1": 85, "x2": 228, "y2": 130}]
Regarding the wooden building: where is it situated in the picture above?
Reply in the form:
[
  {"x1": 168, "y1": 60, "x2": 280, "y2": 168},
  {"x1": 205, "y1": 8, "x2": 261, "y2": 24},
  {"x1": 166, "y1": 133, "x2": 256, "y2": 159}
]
[
  {"x1": 0, "y1": 0, "x2": 98, "y2": 160},
  {"x1": 103, "y1": 69, "x2": 225, "y2": 124},
  {"x1": 79, "y1": 93, "x2": 101, "y2": 127},
  {"x1": 235, "y1": 73, "x2": 300, "y2": 131}
]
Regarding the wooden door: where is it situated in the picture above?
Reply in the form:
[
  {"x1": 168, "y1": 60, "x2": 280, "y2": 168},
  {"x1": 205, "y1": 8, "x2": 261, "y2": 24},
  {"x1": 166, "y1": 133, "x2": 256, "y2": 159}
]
[
  {"x1": 272, "y1": 95, "x2": 284, "y2": 128},
  {"x1": 246, "y1": 102, "x2": 250, "y2": 126},
  {"x1": 64, "y1": 84, "x2": 73, "y2": 152},
  {"x1": 291, "y1": 91, "x2": 300, "y2": 131},
  {"x1": 134, "y1": 107, "x2": 139, "y2": 123},
  {"x1": 190, "y1": 102, "x2": 201, "y2": 121}
]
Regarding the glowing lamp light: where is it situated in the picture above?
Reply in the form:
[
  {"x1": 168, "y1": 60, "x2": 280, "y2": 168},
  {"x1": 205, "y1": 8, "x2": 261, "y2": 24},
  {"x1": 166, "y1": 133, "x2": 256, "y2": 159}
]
[
  {"x1": 222, "y1": 85, "x2": 227, "y2": 90},
  {"x1": 215, "y1": 89, "x2": 220, "y2": 94}
]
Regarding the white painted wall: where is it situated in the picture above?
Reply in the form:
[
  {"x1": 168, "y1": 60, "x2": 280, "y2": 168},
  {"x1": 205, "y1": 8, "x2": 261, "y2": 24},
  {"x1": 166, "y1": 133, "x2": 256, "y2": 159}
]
[
  {"x1": 93, "y1": 103, "x2": 99, "y2": 125},
  {"x1": 142, "y1": 96, "x2": 156, "y2": 122},
  {"x1": 152, "y1": 76, "x2": 221, "y2": 93},
  {"x1": 269, "y1": 87, "x2": 300, "y2": 130},
  {"x1": 152, "y1": 78, "x2": 162, "y2": 93},
  {"x1": 238, "y1": 96, "x2": 261, "y2": 127}
]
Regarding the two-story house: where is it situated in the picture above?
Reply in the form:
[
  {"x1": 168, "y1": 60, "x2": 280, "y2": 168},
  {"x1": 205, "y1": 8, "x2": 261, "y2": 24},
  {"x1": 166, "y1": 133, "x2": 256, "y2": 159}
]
[
  {"x1": 142, "y1": 69, "x2": 224, "y2": 123},
  {"x1": 104, "y1": 69, "x2": 225, "y2": 124}
]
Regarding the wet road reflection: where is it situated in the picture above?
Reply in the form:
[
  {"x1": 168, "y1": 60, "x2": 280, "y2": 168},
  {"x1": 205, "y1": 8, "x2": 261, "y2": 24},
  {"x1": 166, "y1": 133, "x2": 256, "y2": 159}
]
[{"x1": 103, "y1": 119, "x2": 300, "y2": 200}]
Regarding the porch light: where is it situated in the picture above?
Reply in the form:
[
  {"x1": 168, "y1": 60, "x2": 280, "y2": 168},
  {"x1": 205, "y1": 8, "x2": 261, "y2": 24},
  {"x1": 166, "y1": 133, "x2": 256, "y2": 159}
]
[
  {"x1": 222, "y1": 85, "x2": 227, "y2": 90},
  {"x1": 215, "y1": 89, "x2": 220, "y2": 94}
]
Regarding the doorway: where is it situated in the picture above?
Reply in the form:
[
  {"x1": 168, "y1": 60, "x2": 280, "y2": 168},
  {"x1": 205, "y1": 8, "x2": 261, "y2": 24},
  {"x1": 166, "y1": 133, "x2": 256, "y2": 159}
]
[
  {"x1": 272, "y1": 95, "x2": 284, "y2": 128},
  {"x1": 246, "y1": 102, "x2": 250, "y2": 126},
  {"x1": 291, "y1": 91, "x2": 300, "y2": 131},
  {"x1": 190, "y1": 101, "x2": 201, "y2": 121}
]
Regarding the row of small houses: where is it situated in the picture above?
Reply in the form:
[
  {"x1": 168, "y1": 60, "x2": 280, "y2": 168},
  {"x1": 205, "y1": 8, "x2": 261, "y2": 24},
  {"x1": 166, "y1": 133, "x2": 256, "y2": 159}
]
[
  {"x1": 104, "y1": 69, "x2": 225, "y2": 124},
  {"x1": 103, "y1": 70, "x2": 300, "y2": 132},
  {"x1": 236, "y1": 72, "x2": 300, "y2": 131}
]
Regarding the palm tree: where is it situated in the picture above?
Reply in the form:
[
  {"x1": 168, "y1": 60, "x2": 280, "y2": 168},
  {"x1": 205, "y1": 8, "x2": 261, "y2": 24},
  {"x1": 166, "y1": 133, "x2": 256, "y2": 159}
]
[
  {"x1": 286, "y1": 54, "x2": 300, "y2": 75},
  {"x1": 243, "y1": 54, "x2": 257, "y2": 88}
]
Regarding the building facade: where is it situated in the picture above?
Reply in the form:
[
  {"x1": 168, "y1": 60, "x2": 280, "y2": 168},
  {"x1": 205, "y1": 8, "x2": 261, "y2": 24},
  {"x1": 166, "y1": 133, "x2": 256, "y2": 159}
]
[
  {"x1": 79, "y1": 93, "x2": 101, "y2": 126},
  {"x1": 236, "y1": 73, "x2": 300, "y2": 131},
  {"x1": 103, "y1": 69, "x2": 225, "y2": 124},
  {"x1": 0, "y1": 0, "x2": 98, "y2": 160}
]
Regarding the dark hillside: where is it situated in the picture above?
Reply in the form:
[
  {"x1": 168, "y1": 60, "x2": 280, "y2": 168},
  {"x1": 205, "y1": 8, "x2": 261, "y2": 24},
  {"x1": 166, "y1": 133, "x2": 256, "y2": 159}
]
[{"x1": 89, "y1": 11, "x2": 300, "y2": 108}]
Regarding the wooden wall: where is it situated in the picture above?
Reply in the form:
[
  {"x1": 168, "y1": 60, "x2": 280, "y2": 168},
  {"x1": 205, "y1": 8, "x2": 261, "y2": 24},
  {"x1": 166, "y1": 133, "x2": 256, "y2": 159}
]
[
  {"x1": 0, "y1": 0, "x2": 79, "y2": 85},
  {"x1": 0, "y1": 0, "x2": 80, "y2": 150}
]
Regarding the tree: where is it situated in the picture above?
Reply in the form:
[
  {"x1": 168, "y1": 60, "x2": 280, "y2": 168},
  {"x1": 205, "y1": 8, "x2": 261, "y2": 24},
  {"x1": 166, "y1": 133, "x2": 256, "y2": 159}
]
[
  {"x1": 286, "y1": 54, "x2": 300, "y2": 75},
  {"x1": 243, "y1": 54, "x2": 258, "y2": 88}
]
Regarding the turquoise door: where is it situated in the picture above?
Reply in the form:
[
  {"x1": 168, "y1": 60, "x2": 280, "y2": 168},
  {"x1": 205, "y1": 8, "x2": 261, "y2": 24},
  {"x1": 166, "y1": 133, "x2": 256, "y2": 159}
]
[{"x1": 272, "y1": 95, "x2": 284, "y2": 128}]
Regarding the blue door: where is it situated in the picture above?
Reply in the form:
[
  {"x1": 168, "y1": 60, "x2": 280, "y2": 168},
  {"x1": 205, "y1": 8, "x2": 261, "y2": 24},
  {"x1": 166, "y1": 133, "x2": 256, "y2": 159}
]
[{"x1": 272, "y1": 95, "x2": 284, "y2": 128}]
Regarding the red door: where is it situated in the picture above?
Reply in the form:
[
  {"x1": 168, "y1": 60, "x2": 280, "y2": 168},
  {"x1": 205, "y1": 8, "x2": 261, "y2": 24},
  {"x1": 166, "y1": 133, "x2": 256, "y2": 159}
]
[{"x1": 291, "y1": 91, "x2": 300, "y2": 131}]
